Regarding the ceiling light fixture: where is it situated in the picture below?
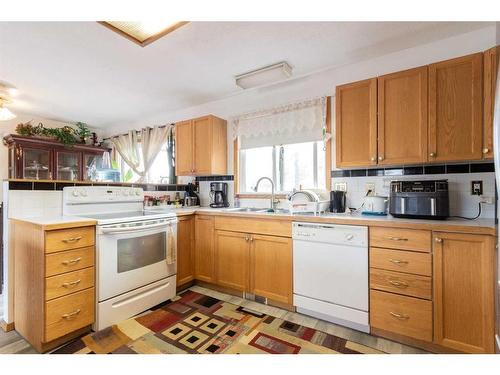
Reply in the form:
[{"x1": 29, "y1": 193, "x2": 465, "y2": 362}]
[
  {"x1": 0, "y1": 98, "x2": 16, "y2": 121},
  {"x1": 99, "y1": 21, "x2": 188, "y2": 47},
  {"x1": 235, "y1": 61, "x2": 293, "y2": 89}
]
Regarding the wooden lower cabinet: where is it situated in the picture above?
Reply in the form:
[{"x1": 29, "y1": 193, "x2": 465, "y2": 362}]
[
  {"x1": 215, "y1": 230, "x2": 249, "y2": 291},
  {"x1": 250, "y1": 234, "x2": 293, "y2": 305},
  {"x1": 177, "y1": 215, "x2": 195, "y2": 287},
  {"x1": 433, "y1": 232, "x2": 496, "y2": 353},
  {"x1": 194, "y1": 215, "x2": 215, "y2": 283}
]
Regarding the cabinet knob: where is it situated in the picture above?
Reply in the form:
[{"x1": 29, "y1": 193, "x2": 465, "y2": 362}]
[
  {"x1": 435, "y1": 237, "x2": 442, "y2": 243},
  {"x1": 378, "y1": 156, "x2": 384, "y2": 161},
  {"x1": 483, "y1": 148, "x2": 490, "y2": 154},
  {"x1": 370, "y1": 156, "x2": 376, "y2": 162},
  {"x1": 429, "y1": 152, "x2": 436, "y2": 157}
]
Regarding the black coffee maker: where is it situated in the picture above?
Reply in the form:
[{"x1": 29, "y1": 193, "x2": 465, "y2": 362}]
[
  {"x1": 330, "y1": 190, "x2": 347, "y2": 213},
  {"x1": 210, "y1": 182, "x2": 229, "y2": 208},
  {"x1": 184, "y1": 183, "x2": 200, "y2": 206}
]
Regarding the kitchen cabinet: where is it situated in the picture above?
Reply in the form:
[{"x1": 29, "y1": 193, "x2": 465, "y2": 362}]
[
  {"x1": 215, "y1": 230, "x2": 249, "y2": 291},
  {"x1": 428, "y1": 53, "x2": 483, "y2": 162},
  {"x1": 176, "y1": 215, "x2": 195, "y2": 288},
  {"x1": 194, "y1": 215, "x2": 216, "y2": 283},
  {"x1": 175, "y1": 115, "x2": 227, "y2": 176},
  {"x1": 250, "y1": 234, "x2": 292, "y2": 304},
  {"x1": 377, "y1": 67, "x2": 428, "y2": 165},
  {"x1": 335, "y1": 78, "x2": 377, "y2": 168},
  {"x1": 11, "y1": 219, "x2": 96, "y2": 352},
  {"x1": 483, "y1": 46, "x2": 500, "y2": 159},
  {"x1": 433, "y1": 231, "x2": 495, "y2": 354},
  {"x1": 3, "y1": 134, "x2": 108, "y2": 181}
]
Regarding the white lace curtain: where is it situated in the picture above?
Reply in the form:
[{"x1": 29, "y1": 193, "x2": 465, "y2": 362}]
[
  {"x1": 111, "y1": 125, "x2": 172, "y2": 182},
  {"x1": 232, "y1": 97, "x2": 328, "y2": 149}
]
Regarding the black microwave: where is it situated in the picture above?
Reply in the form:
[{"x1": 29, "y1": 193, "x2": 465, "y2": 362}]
[{"x1": 389, "y1": 180, "x2": 449, "y2": 220}]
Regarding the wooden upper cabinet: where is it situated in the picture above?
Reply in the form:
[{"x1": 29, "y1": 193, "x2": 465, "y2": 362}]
[
  {"x1": 433, "y1": 232, "x2": 495, "y2": 353},
  {"x1": 174, "y1": 120, "x2": 194, "y2": 175},
  {"x1": 428, "y1": 53, "x2": 483, "y2": 162},
  {"x1": 194, "y1": 215, "x2": 215, "y2": 283},
  {"x1": 483, "y1": 46, "x2": 500, "y2": 159},
  {"x1": 175, "y1": 115, "x2": 227, "y2": 176},
  {"x1": 176, "y1": 215, "x2": 195, "y2": 287},
  {"x1": 335, "y1": 78, "x2": 378, "y2": 168},
  {"x1": 377, "y1": 67, "x2": 428, "y2": 165},
  {"x1": 215, "y1": 230, "x2": 249, "y2": 291}
]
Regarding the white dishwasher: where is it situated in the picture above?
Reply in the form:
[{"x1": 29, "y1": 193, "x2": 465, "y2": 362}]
[{"x1": 292, "y1": 222, "x2": 369, "y2": 333}]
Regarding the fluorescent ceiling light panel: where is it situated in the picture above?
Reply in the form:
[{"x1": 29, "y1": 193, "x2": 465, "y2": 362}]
[
  {"x1": 235, "y1": 62, "x2": 293, "y2": 89},
  {"x1": 100, "y1": 21, "x2": 188, "y2": 47}
]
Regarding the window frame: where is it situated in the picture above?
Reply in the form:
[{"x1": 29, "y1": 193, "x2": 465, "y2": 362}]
[{"x1": 234, "y1": 96, "x2": 332, "y2": 198}]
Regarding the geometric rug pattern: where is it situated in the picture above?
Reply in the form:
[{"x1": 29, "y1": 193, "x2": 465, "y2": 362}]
[{"x1": 52, "y1": 290, "x2": 383, "y2": 354}]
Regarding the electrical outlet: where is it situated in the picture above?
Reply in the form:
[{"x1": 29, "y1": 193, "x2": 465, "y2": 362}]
[
  {"x1": 480, "y1": 196, "x2": 494, "y2": 204},
  {"x1": 365, "y1": 183, "x2": 375, "y2": 196},
  {"x1": 471, "y1": 180, "x2": 483, "y2": 196},
  {"x1": 334, "y1": 182, "x2": 347, "y2": 192}
]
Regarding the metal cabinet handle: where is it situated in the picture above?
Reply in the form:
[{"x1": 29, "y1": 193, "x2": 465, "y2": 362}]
[
  {"x1": 250, "y1": 236, "x2": 254, "y2": 242},
  {"x1": 388, "y1": 279, "x2": 409, "y2": 288},
  {"x1": 62, "y1": 309, "x2": 81, "y2": 320},
  {"x1": 244, "y1": 237, "x2": 249, "y2": 241},
  {"x1": 435, "y1": 237, "x2": 443, "y2": 243},
  {"x1": 389, "y1": 259, "x2": 409, "y2": 265},
  {"x1": 389, "y1": 311, "x2": 409, "y2": 320},
  {"x1": 429, "y1": 152, "x2": 436, "y2": 157},
  {"x1": 371, "y1": 156, "x2": 376, "y2": 162},
  {"x1": 483, "y1": 148, "x2": 490, "y2": 154},
  {"x1": 61, "y1": 257, "x2": 82, "y2": 265},
  {"x1": 62, "y1": 236, "x2": 82, "y2": 243},
  {"x1": 62, "y1": 279, "x2": 81, "y2": 288},
  {"x1": 387, "y1": 236, "x2": 408, "y2": 242},
  {"x1": 378, "y1": 156, "x2": 384, "y2": 161}
]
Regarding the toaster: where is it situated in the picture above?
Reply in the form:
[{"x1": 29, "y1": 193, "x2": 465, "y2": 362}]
[{"x1": 389, "y1": 180, "x2": 449, "y2": 220}]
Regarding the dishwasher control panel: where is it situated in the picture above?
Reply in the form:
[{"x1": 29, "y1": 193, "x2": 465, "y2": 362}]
[{"x1": 292, "y1": 222, "x2": 368, "y2": 247}]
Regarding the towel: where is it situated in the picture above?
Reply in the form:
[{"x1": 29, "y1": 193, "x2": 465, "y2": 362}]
[{"x1": 166, "y1": 223, "x2": 177, "y2": 265}]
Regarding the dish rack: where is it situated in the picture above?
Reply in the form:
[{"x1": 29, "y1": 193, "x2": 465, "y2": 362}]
[{"x1": 286, "y1": 189, "x2": 330, "y2": 215}]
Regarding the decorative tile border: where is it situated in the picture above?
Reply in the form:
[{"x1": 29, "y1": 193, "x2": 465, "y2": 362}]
[
  {"x1": 332, "y1": 163, "x2": 495, "y2": 178},
  {"x1": 8, "y1": 181, "x2": 188, "y2": 192},
  {"x1": 195, "y1": 175, "x2": 234, "y2": 181}
]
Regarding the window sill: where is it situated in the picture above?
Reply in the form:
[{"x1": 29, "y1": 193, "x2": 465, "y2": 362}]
[{"x1": 236, "y1": 193, "x2": 288, "y2": 199}]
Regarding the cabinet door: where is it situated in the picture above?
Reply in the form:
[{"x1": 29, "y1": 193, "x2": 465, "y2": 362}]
[
  {"x1": 215, "y1": 230, "x2": 249, "y2": 291},
  {"x1": 250, "y1": 234, "x2": 292, "y2": 304},
  {"x1": 21, "y1": 146, "x2": 53, "y2": 180},
  {"x1": 433, "y1": 232, "x2": 495, "y2": 353},
  {"x1": 378, "y1": 67, "x2": 428, "y2": 165},
  {"x1": 335, "y1": 78, "x2": 377, "y2": 168},
  {"x1": 428, "y1": 53, "x2": 483, "y2": 162},
  {"x1": 194, "y1": 215, "x2": 215, "y2": 283},
  {"x1": 56, "y1": 150, "x2": 82, "y2": 181},
  {"x1": 193, "y1": 116, "x2": 212, "y2": 175},
  {"x1": 175, "y1": 120, "x2": 194, "y2": 176},
  {"x1": 483, "y1": 46, "x2": 500, "y2": 160},
  {"x1": 177, "y1": 215, "x2": 195, "y2": 287}
]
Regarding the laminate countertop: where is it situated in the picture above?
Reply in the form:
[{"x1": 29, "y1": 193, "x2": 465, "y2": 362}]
[{"x1": 9, "y1": 216, "x2": 98, "y2": 231}]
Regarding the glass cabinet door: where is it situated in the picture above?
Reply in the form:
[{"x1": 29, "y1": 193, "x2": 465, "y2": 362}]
[
  {"x1": 56, "y1": 151, "x2": 81, "y2": 181},
  {"x1": 23, "y1": 148, "x2": 52, "y2": 180},
  {"x1": 83, "y1": 152, "x2": 104, "y2": 180}
]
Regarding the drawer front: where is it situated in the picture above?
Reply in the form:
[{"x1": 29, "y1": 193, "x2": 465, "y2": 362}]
[
  {"x1": 370, "y1": 247, "x2": 432, "y2": 276},
  {"x1": 370, "y1": 289, "x2": 432, "y2": 341},
  {"x1": 370, "y1": 227, "x2": 431, "y2": 252},
  {"x1": 215, "y1": 216, "x2": 291, "y2": 237},
  {"x1": 45, "y1": 246, "x2": 95, "y2": 277},
  {"x1": 370, "y1": 268, "x2": 432, "y2": 300},
  {"x1": 45, "y1": 267, "x2": 95, "y2": 301},
  {"x1": 45, "y1": 288, "x2": 95, "y2": 342},
  {"x1": 45, "y1": 226, "x2": 95, "y2": 253}
]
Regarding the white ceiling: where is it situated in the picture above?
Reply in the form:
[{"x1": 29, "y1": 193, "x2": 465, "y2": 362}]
[{"x1": 0, "y1": 21, "x2": 493, "y2": 130}]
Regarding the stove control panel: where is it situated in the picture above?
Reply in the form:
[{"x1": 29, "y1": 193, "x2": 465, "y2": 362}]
[{"x1": 63, "y1": 186, "x2": 144, "y2": 204}]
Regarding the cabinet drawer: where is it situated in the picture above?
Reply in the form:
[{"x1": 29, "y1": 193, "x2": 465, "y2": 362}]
[
  {"x1": 45, "y1": 288, "x2": 94, "y2": 342},
  {"x1": 45, "y1": 246, "x2": 95, "y2": 277},
  {"x1": 45, "y1": 267, "x2": 95, "y2": 301},
  {"x1": 215, "y1": 216, "x2": 291, "y2": 237},
  {"x1": 370, "y1": 268, "x2": 432, "y2": 300},
  {"x1": 370, "y1": 227, "x2": 431, "y2": 252},
  {"x1": 370, "y1": 290, "x2": 432, "y2": 341},
  {"x1": 370, "y1": 247, "x2": 431, "y2": 276},
  {"x1": 45, "y1": 226, "x2": 95, "y2": 253}
]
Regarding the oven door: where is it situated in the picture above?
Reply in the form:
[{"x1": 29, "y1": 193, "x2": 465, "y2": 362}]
[{"x1": 97, "y1": 218, "x2": 177, "y2": 301}]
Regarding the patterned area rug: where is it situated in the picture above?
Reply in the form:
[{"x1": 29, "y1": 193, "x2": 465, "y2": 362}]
[{"x1": 53, "y1": 290, "x2": 382, "y2": 354}]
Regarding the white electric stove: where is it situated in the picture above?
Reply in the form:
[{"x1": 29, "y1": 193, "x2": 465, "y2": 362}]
[{"x1": 63, "y1": 186, "x2": 178, "y2": 330}]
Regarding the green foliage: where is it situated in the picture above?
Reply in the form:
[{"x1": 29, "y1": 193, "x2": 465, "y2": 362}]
[
  {"x1": 111, "y1": 159, "x2": 119, "y2": 170},
  {"x1": 75, "y1": 122, "x2": 92, "y2": 140},
  {"x1": 15, "y1": 121, "x2": 91, "y2": 146},
  {"x1": 123, "y1": 169, "x2": 133, "y2": 182}
]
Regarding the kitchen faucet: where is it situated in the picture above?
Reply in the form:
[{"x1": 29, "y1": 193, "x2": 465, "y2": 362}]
[{"x1": 253, "y1": 177, "x2": 279, "y2": 212}]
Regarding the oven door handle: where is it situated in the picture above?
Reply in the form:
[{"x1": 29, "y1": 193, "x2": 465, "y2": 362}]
[{"x1": 99, "y1": 221, "x2": 173, "y2": 234}]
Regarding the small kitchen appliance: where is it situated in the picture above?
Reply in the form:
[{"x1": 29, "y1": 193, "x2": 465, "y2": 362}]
[
  {"x1": 330, "y1": 190, "x2": 346, "y2": 213},
  {"x1": 209, "y1": 182, "x2": 229, "y2": 208},
  {"x1": 184, "y1": 182, "x2": 200, "y2": 206},
  {"x1": 362, "y1": 196, "x2": 388, "y2": 216},
  {"x1": 389, "y1": 179, "x2": 449, "y2": 219}
]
